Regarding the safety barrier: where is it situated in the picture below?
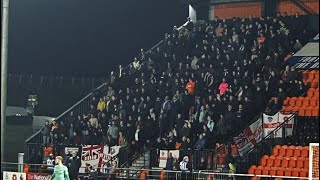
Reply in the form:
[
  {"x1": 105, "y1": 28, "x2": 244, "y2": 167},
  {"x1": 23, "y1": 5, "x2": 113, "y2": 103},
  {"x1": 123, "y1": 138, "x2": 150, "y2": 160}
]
[{"x1": 1, "y1": 162, "x2": 312, "y2": 180}]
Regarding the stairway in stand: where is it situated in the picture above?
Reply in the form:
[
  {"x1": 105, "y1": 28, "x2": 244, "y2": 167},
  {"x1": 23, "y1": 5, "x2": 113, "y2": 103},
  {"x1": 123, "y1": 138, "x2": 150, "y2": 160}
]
[{"x1": 116, "y1": 151, "x2": 150, "y2": 179}]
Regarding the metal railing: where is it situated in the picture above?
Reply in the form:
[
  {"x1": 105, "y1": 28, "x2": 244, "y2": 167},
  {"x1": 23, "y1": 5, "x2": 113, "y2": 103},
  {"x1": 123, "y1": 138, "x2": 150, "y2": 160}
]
[
  {"x1": 1, "y1": 162, "x2": 313, "y2": 180},
  {"x1": 149, "y1": 148, "x2": 215, "y2": 170}
]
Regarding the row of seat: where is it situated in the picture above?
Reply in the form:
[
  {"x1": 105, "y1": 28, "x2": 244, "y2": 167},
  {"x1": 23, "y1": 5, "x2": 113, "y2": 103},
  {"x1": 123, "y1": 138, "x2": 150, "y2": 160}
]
[
  {"x1": 306, "y1": 88, "x2": 319, "y2": 99},
  {"x1": 272, "y1": 145, "x2": 309, "y2": 158},
  {"x1": 281, "y1": 90, "x2": 319, "y2": 116},
  {"x1": 283, "y1": 96, "x2": 319, "y2": 108},
  {"x1": 260, "y1": 155, "x2": 309, "y2": 169},
  {"x1": 302, "y1": 70, "x2": 319, "y2": 82},
  {"x1": 248, "y1": 145, "x2": 310, "y2": 178},
  {"x1": 248, "y1": 166, "x2": 309, "y2": 177}
]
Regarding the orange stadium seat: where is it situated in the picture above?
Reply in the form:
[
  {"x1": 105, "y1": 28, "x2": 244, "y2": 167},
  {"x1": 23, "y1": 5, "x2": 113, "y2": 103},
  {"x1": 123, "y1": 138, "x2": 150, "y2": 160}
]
[
  {"x1": 281, "y1": 157, "x2": 290, "y2": 168},
  {"x1": 273, "y1": 145, "x2": 281, "y2": 156},
  {"x1": 299, "y1": 168, "x2": 308, "y2": 177},
  {"x1": 310, "y1": 99, "x2": 318, "y2": 108},
  {"x1": 301, "y1": 146, "x2": 309, "y2": 158},
  {"x1": 311, "y1": 109, "x2": 319, "y2": 116},
  {"x1": 305, "y1": 109, "x2": 312, "y2": 116},
  {"x1": 297, "y1": 157, "x2": 305, "y2": 169},
  {"x1": 248, "y1": 165, "x2": 256, "y2": 175},
  {"x1": 292, "y1": 168, "x2": 300, "y2": 177},
  {"x1": 285, "y1": 168, "x2": 292, "y2": 176},
  {"x1": 262, "y1": 166, "x2": 270, "y2": 175},
  {"x1": 267, "y1": 155, "x2": 275, "y2": 167},
  {"x1": 307, "y1": 89, "x2": 314, "y2": 98},
  {"x1": 269, "y1": 167, "x2": 277, "y2": 176},
  {"x1": 274, "y1": 156, "x2": 282, "y2": 167},
  {"x1": 286, "y1": 145, "x2": 295, "y2": 157},
  {"x1": 295, "y1": 99, "x2": 303, "y2": 108},
  {"x1": 298, "y1": 109, "x2": 305, "y2": 116},
  {"x1": 279, "y1": 145, "x2": 288, "y2": 157},
  {"x1": 294, "y1": 146, "x2": 302, "y2": 157},
  {"x1": 304, "y1": 158, "x2": 309, "y2": 169},
  {"x1": 289, "y1": 157, "x2": 297, "y2": 168},
  {"x1": 276, "y1": 167, "x2": 285, "y2": 176},
  {"x1": 254, "y1": 166, "x2": 263, "y2": 175},
  {"x1": 260, "y1": 155, "x2": 268, "y2": 166}
]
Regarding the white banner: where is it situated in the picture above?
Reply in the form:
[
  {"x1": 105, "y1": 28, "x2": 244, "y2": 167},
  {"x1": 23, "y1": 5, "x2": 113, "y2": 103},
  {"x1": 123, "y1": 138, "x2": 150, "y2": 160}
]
[
  {"x1": 279, "y1": 112, "x2": 295, "y2": 137},
  {"x1": 3, "y1": 172, "x2": 26, "y2": 180},
  {"x1": 159, "y1": 150, "x2": 168, "y2": 168},
  {"x1": 79, "y1": 145, "x2": 121, "y2": 173},
  {"x1": 158, "y1": 150, "x2": 180, "y2": 168},
  {"x1": 263, "y1": 112, "x2": 294, "y2": 138},
  {"x1": 263, "y1": 113, "x2": 281, "y2": 138},
  {"x1": 64, "y1": 147, "x2": 80, "y2": 155},
  {"x1": 234, "y1": 117, "x2": 263, "y2": 157}
]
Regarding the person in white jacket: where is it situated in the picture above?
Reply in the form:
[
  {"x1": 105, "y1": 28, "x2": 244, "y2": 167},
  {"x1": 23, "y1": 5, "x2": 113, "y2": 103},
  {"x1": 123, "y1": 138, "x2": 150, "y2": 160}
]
[{"x1": 179, "y1": 156, "x2": 190, "y2": 172}]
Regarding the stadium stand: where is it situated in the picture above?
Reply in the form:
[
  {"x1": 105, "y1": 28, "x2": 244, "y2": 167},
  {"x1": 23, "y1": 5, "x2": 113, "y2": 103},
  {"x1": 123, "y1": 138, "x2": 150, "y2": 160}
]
[{"x1": 23, "y1": 12, "x2": 318, "y2": 179}]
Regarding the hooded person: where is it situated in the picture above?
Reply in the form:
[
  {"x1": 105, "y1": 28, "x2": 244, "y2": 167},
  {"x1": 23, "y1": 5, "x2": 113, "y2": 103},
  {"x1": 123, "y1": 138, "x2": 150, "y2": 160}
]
[{"x1": 179, "y1": 156, "x2": 190, "y2": 172}]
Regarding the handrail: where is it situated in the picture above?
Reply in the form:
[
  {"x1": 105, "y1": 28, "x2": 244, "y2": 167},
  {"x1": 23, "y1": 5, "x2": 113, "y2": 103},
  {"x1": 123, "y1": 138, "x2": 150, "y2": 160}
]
[{"x1": 24, "y1": 82, "x2": 107, "y2": 143}]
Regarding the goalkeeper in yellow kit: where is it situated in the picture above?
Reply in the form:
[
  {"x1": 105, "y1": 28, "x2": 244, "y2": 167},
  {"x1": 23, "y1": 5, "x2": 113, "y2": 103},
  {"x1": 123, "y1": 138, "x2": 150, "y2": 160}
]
[{"x1": 50, "y1": 156, "x2": 70, "y2": 180}]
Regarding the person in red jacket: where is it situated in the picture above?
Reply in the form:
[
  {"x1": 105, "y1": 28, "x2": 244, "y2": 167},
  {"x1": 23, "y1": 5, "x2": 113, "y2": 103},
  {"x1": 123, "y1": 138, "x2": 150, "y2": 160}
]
[
  {"x1": 186, "y1": 79, "x2": 196, "y2": 95},
  {"x1": 219, "y1": 78, "x2": 229, "y2": 95}
]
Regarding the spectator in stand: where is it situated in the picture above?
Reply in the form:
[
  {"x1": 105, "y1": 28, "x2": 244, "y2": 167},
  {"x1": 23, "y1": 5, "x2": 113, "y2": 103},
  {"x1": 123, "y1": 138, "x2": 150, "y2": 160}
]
[
  {"x1": 219, "y1": 78, "x2": 229, "y2": 95},
  {"x1": 186, "y1": 79, "x2": 196, "y2": 95},
  {"x1": 41, "y1": 13, "x2": 315, "y2": 169},
  {"x1": 42, "y1": 120, "x2": 51, "y2": 147},
  {"x1": 89, "y1": 114, "x2": 98, "y2": 129},
  {"x1": 194, "y1": 134, "x2": 206, "y2": 150},
  {"x1": 107, "y1": 121, "x2": 119, "y2": 141},
  {"x1": 97, "y1": 98, "x2": 106, "y2": 112}
]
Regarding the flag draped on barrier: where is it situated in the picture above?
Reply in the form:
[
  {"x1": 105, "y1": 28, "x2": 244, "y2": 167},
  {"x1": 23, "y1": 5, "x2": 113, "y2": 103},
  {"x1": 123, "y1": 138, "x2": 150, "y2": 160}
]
[{"x1": 234, "y1": 117, "x2": 263, "y2": 157}]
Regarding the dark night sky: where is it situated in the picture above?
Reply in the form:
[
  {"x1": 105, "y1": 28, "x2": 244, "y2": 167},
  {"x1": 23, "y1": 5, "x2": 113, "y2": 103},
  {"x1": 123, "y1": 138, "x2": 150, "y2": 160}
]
[{"x1": 8, "y1": 0, "x2": 188, "y2": 76}]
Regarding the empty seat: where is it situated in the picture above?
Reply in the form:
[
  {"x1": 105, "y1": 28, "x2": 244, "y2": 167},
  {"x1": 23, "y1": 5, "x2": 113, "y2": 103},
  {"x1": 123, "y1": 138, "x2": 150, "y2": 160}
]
[
  {"x1": 284, "y1": 167, "x2": 293, "y2": 176},
  {"x1": 305, "y1": 109, "x2": 312, "y2": 116},
  {"x1": 302, "y1": 98, "x2": 310, "y2": 107},
  {"x1": 274, "y1": 156, "x2": 282, "y2": 167},
  {"x1": 260, "y1": 155, "x2": 268, "y2": 167},
  {"x1": 298, "y1": 109, "x2": 305, "y2": 116},
  {"x1": 299, "y1": 168, "x2": 308, "y2": 177},
  {"x1": 304, "y1": 159, "x2": 309, "y2": 169},
  {"x1": 297, "y1": 157, "x2": 305, "y2": 169},
  {"x1": 267, "y1": 156, "x2": 275, "y2": 167},
  {"x1": 248, "y1": 165, "x2": 256, "y2": 174},
  {"x1": 310, "y1": 99, "x2": 318, "y2": 108},
  {"x1": 286, "y1": 145, "x2": 295, "y2": 157},
  {"x1": 289, "y1": 99, "x2": 296, "y2": 107},
  {"x1": 289, "y1": 157, "x2": 297, "y2": 168},
  {"x1": 276, "y1": 167, "x2": 285, "y2": 176},
  {"x1": 301, "y1": 146, "x2": 309, "y2": 158},
  {"x1": 294, "y1": 146, "x2": 302, "y2": 157},
  {"x1": 281, "y1": 157, "x2": 289, "y2": 168},
  {"x1": 295, "y1": 99, "x2": 303, "y2": 108},
  {"x1": 311, "y1": 109, "x2": 319, "y2": 116},
  {"x1": 254, "y1": 166, "x2": 263, "y2": 175},
  {"x1": 273, "y1": 145, "x2": 281, "y2": 156},
  {"x1": 269, "y1": 167, "x2": 277, "y2": 176},
  {"x1": 292, "y1": 168, "x2": 300, "y2": 177},
  {"x1": 262, "y1": 166, "x2": 270, "y2": 175},
  {"x1": 279, "y1": 145, "x2": 288, "y2": 157},
  {"x1": 307, "y1": 89, "x2": 314, "y2": 98}
]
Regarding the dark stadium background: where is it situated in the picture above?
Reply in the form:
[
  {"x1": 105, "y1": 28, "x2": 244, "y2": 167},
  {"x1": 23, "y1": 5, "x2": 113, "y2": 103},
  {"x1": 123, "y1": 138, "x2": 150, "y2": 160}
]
[{"x1": 7, "y1": 0, "x2": 188, "y2": 116}]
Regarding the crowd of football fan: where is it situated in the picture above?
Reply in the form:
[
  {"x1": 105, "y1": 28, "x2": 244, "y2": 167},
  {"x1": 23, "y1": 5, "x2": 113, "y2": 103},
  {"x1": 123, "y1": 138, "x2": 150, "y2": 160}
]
[{"x1": 41, "y1": 13, "x2": 315, "y2": 157}]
